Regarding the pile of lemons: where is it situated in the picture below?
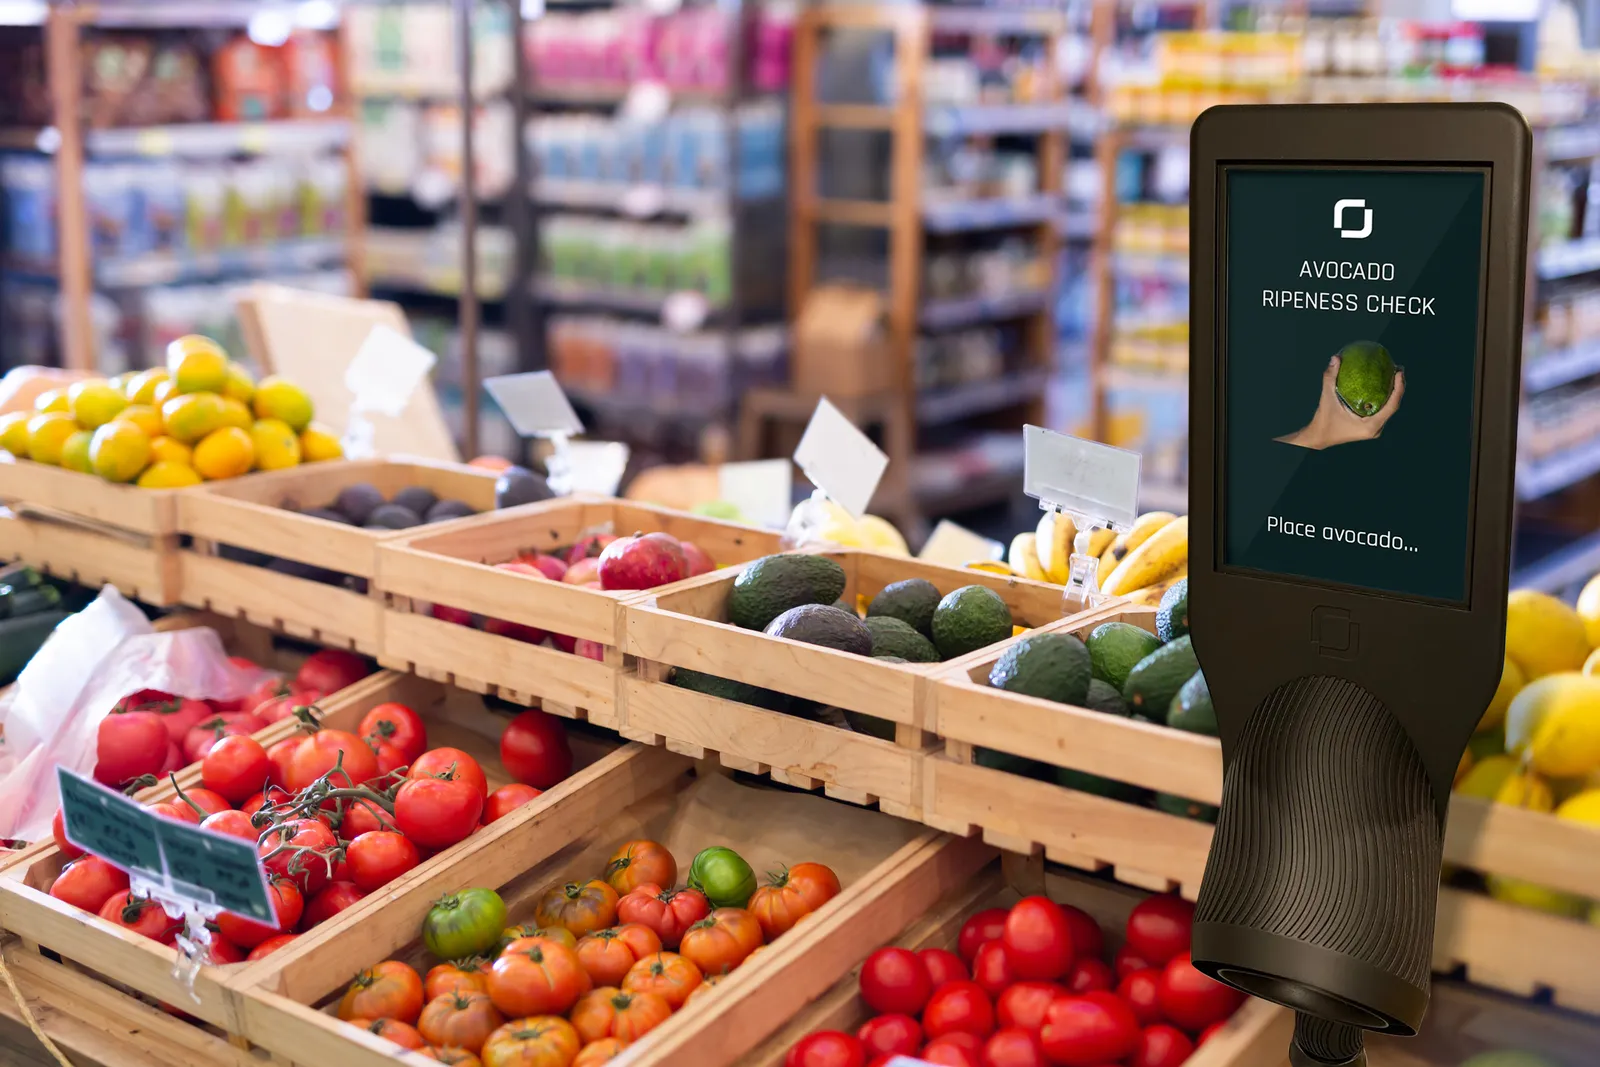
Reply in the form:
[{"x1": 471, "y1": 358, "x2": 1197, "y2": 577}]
[
  {"x1": 0, "y1": 335, "x2": 343, "y2": 488},
  {"x1": 1452, "y1": 584, "x2": 1600, "y2": 922}
]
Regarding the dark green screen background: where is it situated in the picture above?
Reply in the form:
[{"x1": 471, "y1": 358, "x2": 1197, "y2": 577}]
[{"x1": 1222, "y1": 167, "x2": 1487, "y2": 602}]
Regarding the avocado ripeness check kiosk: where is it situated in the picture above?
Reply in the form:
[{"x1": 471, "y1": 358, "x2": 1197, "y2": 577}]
[{"x1": 1187, "y1": 104, "x2": 1530, "y2": 1067}]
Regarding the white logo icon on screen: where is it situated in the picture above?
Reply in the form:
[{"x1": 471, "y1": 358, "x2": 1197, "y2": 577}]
[{"x1": 1335, "y1": 199, "x2": 1372, "y2": 239}]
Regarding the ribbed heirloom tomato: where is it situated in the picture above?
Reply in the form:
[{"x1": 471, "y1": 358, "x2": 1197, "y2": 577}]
[
  {"x1": 679, "y1": 907, "x2": 763, "y2": 976},
  {"x1": 615, "y1": 882, "x2": 709, "y2": 948},
  {"x1": 748, "y1": 862, "x2": 837, "y2": 939},
  {"x1": 533, "y1": 879, "x2": 618, "y2": 937},
  {"x1": 356, "y1": 1018, "x2": 426, "y2": 1049},
  {"x1": 481, "y1": 1016, "x2": 580, "y2": 1067},
  {"x1": 488, "y1": 936, "x2": 592, "y2": 1016},
  {"x1": 337, "y1": 960, "x2": 424, "y2": 1024},
  {"x1": 425, "y1": 959, "x2": 491, "y2": 1001},
  {"x1": 572, "y1": 1038, "x2": 626, "y2": 1067},
  {"x1": 417, "y1": 991, "x2": 504, "y2": 1055},
  {"x1": 621, "y1": 951, "x2": 702, "y2": 1009},
  {"x1": 603, "y1": 839, "x2": 677, "y2": 896},
  {"x1": 358, "y1": 702, "x2": 428, "y2": 763},
  {"x1": 575, "y1": 923, "x2": 662, "y2": 986},
  {"x1": 570, "y1": 987, "x2": 672, "y2": 1044}
]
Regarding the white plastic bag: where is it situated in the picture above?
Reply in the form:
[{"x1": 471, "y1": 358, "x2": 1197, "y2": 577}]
[{"x1": 0, "y1": 588, "x2": 267, "y2": 843}]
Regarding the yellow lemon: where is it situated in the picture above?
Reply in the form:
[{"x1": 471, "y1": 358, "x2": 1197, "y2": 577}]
[
  {"x1": 68, "y1": 379, "x2": 127, "y2": 429},
  {"x1": 1481, "y1": 655, "x2": 1525, "y2": 732},
  {"x1": 109, "y1": 371, "x2": 137, "y2": 393},
  {"x1": 136, "y1": 460, "x2": 202, "y2": 488},
  {"x1": 222, "y1": 362, "x2": 256, "y2": 404},
  {"x1": 219, "y1": 396, "x2": 253, "y2": 430},
  {"x1": 165, "y1": 335, "x2": 229, "y2": 394},
  {"x1": 152, "y1": 379, "x2": 176, "y2": 407},
  {"x1": 118, "y1": 403, "x2": 162, "y2": 440},
  {"x1": 32, "y1": 387, "x2": 69, "y2": 414},
  {"x1": 59, "y1": 429, "x2": 93, "y2": 474},
  {"x1": 0, "y1": 411, "x2": 31, "y2": 455},
  {"x1": 249, "y1": 418, "x2": 301, "y2": 471},
  {"x1": 89, "y1": 420, "x2": 151, "y2": 483},
  {"x1": 192, "y1": 426, "x2": 254, "y2": 480},
  {"x1": 149, "y1": 436, "x2": 192, "y2": 466},
  {"x1": 1505, "y1": 671, "x2": 1600, "y2": 779},
  {"x1": 1555, "y1": 788, "x2": 1600, "y2": 826},
  {"x1": 298, "y1": 423, "x2": 343, "y2": 462},
  {"x1": 1494, "y1": 768, "x2": 1554, "y2": 812},
  {"x1": 1454, "y1": 754, "x2": 1518, "y2": 800},
  {"x1": 26, "y1": 411, "x2": 78, "y2": 464},
  {"x1": 124, "y1": 368, "x2": 169, "y2": 406},
  {"x1": 161, "y1": 391, "x2": 225, "y2": 444},
  {"x1": 252, "y1": 376, "x2": 314, "y2": 432},
  {"x1": 1506, "y1": 589, "x2": 1591, "y2": 679},
  {"x1": 1486, "y1": 875, "x2": 1587, "y2": 918}
]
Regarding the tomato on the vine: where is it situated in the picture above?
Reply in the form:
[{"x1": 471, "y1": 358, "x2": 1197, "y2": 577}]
[
  {"x1": 575, "y1": 923, "x2": 663, "y2": 987},
  {"x1": 983, "y1": 1027, "x2": 1049, "y2": 1067},
  {"x1": 49, "y1": 856, "x2": 129, "y2": 913},
  {"x1": 678, "y1": 908, "x2": 763, "y2": 976},
  {"x1": 958, "y1": 908, "x2": 1009, "y2": 965},
  {"x1": 346, "y1": 831, "x2": 420, "y2": 892},
  {"x1": 153, "y1": 698, "x2": 212, "y2": 742},
  {"x1": 1039, "y1": 990, "x2": 1140, "y2": 1067},
  {"x1": 920, "y1": 946, "x2": 970, "y2": 990},
  {"x1": 341, "y1": 796, "x2": 399, "y2": 837},
  {"x1": 859, "y1": 947, "x2": 931, "y2": 1016},
  {"x1": 615, "y1": 882, "x2": 710, "y2": 949},
  {"x1": 257, "y1": 817, "x2": 339, "y2": 896},
  {"x1": 288, "y1": 729, "x2": 380, "y2": 792},
  {"x1": 203, "y1": 936, "x2": 246, "y2": 964},
  {"x1": 98, "y1": 891, "x2": 180, "y2": 942},
  {"x1": 358, "y1": 702, "x2": 428, "y2": 763},
  {"x1": 488, "y1": 936, "x2": 592, "y2": 1017},
  {"x1": 265, "y1": 736, "x2": 301, "y2": 789},
  {"x1": 201, "y1": 734, "x2": 272, "y2": 803},
  {"x1": 394, "y1": 775, "x2": 483, "y2": 850},
  {"x1": 499, "y1": 709, "x2": 573, "y2": 790},
  {"x1": 1130, "y1": 1023, "x2": 1196, "y2": 1067},
  {"x1": 1002, "y1": 896, "x2": 1075, "y2": 981},
  {"x1": 1155, "y1": 953, "x2": 1244, "y2": 1033},
  {"x1": 856, "y1": 1014, "x2": 920, "y2": 1058},
  {"x1": 304, "y1": 881, "x2": 367, "y2": 927},
  {"x1": 178, "y1": 787, "x2": 232, "y2": 818},
  {"x1": 971, "y1": 940, "x2": 1017, "y2": 999},
  {"x1": 1124, "y1": 895, "x2": 1194, "y2": 968},
  {"x1": 996, "y1": 981, "x2": 1063, "y2": 1034},
  {"x1": 786, "y1": 1031, "x2": 867, "y2": 1067},
  {"x1": 483, "y1": 783, "x2": 542, "y2": 824},
  {"x1": 183, "y1": 716, "x2": 253, "y2": 764},
  {"x1": 337, "y1": 959, "x2": 425, "y2": 1024},
  {"x1": 923, "y1": 980, "x2": 996, "y2": 1040},
  {"x1": 369, "y1": 738, "x2": 410, "y2": 781},
  {"x1": 602, "y1": 839, "x2": 677, "y2": 897},
  {"x1": 147, "y1": 800, "x2": 201, "y2": 825},
  {"x1": 1117, "y1": 968, "x2": 1164, "y2": 1027},
  {"x1": 216, "y1": 877, "x2": 303, "y2": 948},
  {"x1": 411, "y1": 747, "x2": 489, "y2": 800}
]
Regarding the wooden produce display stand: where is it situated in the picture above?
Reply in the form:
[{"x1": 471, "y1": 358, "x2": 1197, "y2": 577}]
[
  {"x1": 926, "y1": 605, "x2": 1600, "y2": 1014},
  {"x1": 376, "y1": 498, "x2": 784, "y2": 726},
  {"x1": 177, "y1": 458, "x2": 498, "y2": 654},
  {"x1": 620, "y1": 549, "x2": 1069, "y2": 819}
]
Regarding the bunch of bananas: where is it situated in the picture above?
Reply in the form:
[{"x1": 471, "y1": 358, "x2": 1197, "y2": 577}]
[{"x1": 983, "y1": 510, "x2": 1189, "y2": 606}]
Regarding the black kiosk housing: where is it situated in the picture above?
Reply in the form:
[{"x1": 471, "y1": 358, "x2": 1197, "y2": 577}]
[{"x1": 1187, "y1": 105, "x2": 1530, "y2": 1066}]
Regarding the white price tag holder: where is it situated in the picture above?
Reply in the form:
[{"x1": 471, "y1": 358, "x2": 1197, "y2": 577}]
[
  {"x1": 919, "y1": 519, "x2": 1003, "y2": 568},
  {"x1": 1023, "y1": 424, "x2": 1142, "y2": 613},
  {"x1": 788, "y1": 398, "x2": 889, "y2": 547},
  {"x1": 620, "y1": 184, "x2": 667, "y2": 219},
  {"x1": 342, "y1": 324, "x2": 438, "y2": 459},
  {"x1": 718, "y1": 458, "x2": 793, "y2": 528},
  {"x1": 622, "y1": 81, "x2": 672, "y2": 124},
  {"x1": 661, "y1": 291, "x2": 709, "y2": 334},
  {"x1": 484, "y1": 371, "x2": 588, "y2": 494},
  {"x1": 565, "y1": 440, "x2": 630, "y2": 497}
]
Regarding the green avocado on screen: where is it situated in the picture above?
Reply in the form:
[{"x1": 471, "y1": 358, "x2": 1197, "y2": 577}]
[{"x1": 1334, "y1": 340, "x2": 1396, "y2": 417}]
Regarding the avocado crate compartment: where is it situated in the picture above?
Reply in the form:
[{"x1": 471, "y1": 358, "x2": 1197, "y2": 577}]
[
  {"x1": 619, "y1": 549, "x2": 1073, "y2": 819},
  {"x1": 375, "y1": 498, "x2": 784, "y2": 727},
  {"x1": 229, "y1": 748, "x2": 931, "y2": 1067},
  {"x1": 925, "y1": 608, "x2": 1600, "y2": 1012},
  {"x1": 176, "y1": 459, "x2": 498, "y2": 654},
  {"x1": 743, "y1": 855, "x2": 1293, "y2": 1067}
]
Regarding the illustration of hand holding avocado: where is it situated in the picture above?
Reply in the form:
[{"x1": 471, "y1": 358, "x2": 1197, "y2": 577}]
[{"x1": 1277, "y1": 340, "x2": 1404, "y2": 450}]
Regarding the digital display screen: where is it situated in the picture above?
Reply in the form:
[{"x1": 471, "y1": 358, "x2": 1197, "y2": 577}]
[{"x1": 1221, "y1": 166, "x2": 1489, "y2": 603}]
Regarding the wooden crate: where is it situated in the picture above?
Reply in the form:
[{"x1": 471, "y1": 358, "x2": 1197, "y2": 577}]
[
  {"x1": 0, "y1": 505, "x2": 181, "y2": 606},
  {"x1": 229, "y1": 747, "x2": 934, "y2": 1067},
  {"x1": 928, "y1": 607, "x2": 1600, "y2": 1013},
  {"x1": 177, "y1": 458, "x2": 499, "y2": 654},
  {"x1": 620, "y1": 549, "x2": 1075, "y2": 818},
  {"x1": 376, "y1": 497, "x2": 784, "y2": 727}
]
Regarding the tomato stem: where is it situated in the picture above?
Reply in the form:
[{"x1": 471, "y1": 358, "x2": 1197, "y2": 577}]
[{"x1": 169, "y1": 775, "x2": 208, "y2": 819}]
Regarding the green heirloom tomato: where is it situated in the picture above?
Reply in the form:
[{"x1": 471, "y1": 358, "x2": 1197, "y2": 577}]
[
  {"x1": 423, "y1": 887, "x2": 507, "y2": 960},
  {"x1": 687, "y1": 846, "x2": 757, "y2": 908}
]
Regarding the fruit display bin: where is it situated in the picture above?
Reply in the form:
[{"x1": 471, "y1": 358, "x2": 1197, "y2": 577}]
[
  {"x1": 176, "y1": 459, "x2": 499, "y2": 655},
  {"x1": 375, "y1": 497, "x2": 784, "y2": 727},
  {"x1": 619, "y1": 549, "x2": 1074, "y2": 819},
  {"x1": 229, "y1": 747, "x2": 935, "y2": 1067},
  {"x1": 926, "y1": 607, "x2": 1600, "y2": 1013}
]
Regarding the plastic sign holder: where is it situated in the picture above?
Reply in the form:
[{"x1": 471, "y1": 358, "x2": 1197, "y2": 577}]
[
  {"x1": 56, "y1": 767, "x2": 273, "y2": 998},
  {"x1": 719, "y1": 458, "x2": 793, "y2": 528},
  {"x1": 1022, "y1": 425, "x2": 1142, "y2": 613},
  {"x1": 342, "y1": 324, "x2": 438, "y2": 459},
  {"x1": 484, "y1": 370, "x2": 587, "y2": 493},
  {"x1": 785, "y1": 398, "x2": 889, "y2": 548}
]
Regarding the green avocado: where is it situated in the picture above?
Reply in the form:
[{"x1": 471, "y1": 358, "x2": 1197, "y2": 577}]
[
  {"x1": 1167, "y1": 670, "x2": 1216, "y2": 736},
  {"x1": 765, "y1": 603, "x2": 873, "y2": 656},
  {"x1": 727, "y1": 554, "x2": 848, "y2": 631},
  {"x1": 1123, "y1": 634, "x2": 1199, "y2": 720},
  {"x1": 1334, "y1": 340, "x2": 1396, "y2": 417},
  {"x1": 867, "y1": 578, "x2": 942, "y2": 637},
  {"x1": 1083, "y1": 678, "x2": 1130, "y2": 717},
  {"x1": 988, "y1": 632, "x2": 1091, "y2": 705},
  {"x1": 931, "y1": 585, "x2": 1013, "y2": 659},
  {"x1": 1085, "y1": 621, "x2": 1162, "y2": 691},
  {"x1": 1156, "y1": 578, "x2": 1189, "y2": 642},
  {"x1": 863, "y1": 616, "x2": 941, "y2": 663},
  {"x1": 669, "y1": 667, "x2": 790, "y2": 712}
]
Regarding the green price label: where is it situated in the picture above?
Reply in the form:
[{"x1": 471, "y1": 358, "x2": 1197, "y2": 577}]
[
  {"x1": 56, "y1": 768, "x2": 164, "y2": 877},
  {"x1": 156, "y1": 819, "x2": 273, "y2": 924}
]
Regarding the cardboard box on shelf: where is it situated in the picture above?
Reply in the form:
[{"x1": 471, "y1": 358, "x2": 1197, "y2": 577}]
[{"x1": 791, "y1": 285, "x2": 895, "y2": 399}]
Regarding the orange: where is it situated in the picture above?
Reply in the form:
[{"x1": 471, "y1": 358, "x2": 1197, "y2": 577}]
[
  {"x1": 149, "y1": 436, "x2": 192, "y2": 466},
  {"x1": 152, "y1": 379, "x2": 176, "y2": 407},
  {"x1": 222, "y1": 362, "x2": 256, "y2": 404},
  {"x1": 68, "y1": 380, "x2": 127, "y2": 429},
  {"x1": 32, "y1": 388, "x2": 69, "y2": 414},
  {"x1": 124, "y1": 368, "x2": 169, "y2": 406},
  {"x1": 298, "y1": 423, "x2": 343, "y2": 462},
  {"x1": 192, "y1": 426, "x2": 254, "y2": 480},
  {"x1": 89, "y1": 420, "x2": 151, "y2": 483},
  {"x1": 0, "y1": 411, "x2": 30, "y2": 455},
  {"x1": 137, "y1": 460, "x2": 202, "y2": 488},
  {"x1": 219, "y1": 396, "x2": 253, "y2": 430},
  {"x1": 253, "y1": 377, "x2": 313, "y2": 432},
  {"x1": 161, "y1": 391, "x2": 225, "y2": 444},
  {"x1": 166, "y1": 335, "x2": 229, "y2": 394},
  {"x1": 118, "y1": 403, "x2": 163, "y2": 440},
  {"x1": 26, "y1": 412, "x2": 77, "y2": 464},
  {"x1": 249, "y1": 418, "x2": 301, "y2": 471},
  {"x1": 60, "y1": 430, "x2": 94, "y2": 473}
]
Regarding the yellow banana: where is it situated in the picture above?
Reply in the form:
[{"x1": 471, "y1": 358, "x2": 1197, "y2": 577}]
[
  {"x1": 1036, "y1": 511, "x2": 1076, "y2": 585},
  {"x1": 1123, "y1": 568, "x2": 1188, "y2": 607},
  {"x1": 1087, "y1": 527, "x2": 1117, "y2": 558},
  {"x1": 1127, "y1": 511, "x2": 1177, "y2": 553},
  {"x1": 1099, "y1": 533, "x2": 1130, "y2": 573},
  {"x1": 966, "y1": 561, "x2": 1014, "y2": 577},
  {"x1": 1101, "y1": 515, "x2": 1189, "y2": 597},
  {"x1": 1008, "y1": 532, "x2": 1048, "y2": 581}
]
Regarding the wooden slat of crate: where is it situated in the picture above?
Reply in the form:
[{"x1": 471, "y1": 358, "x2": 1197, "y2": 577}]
[
  {"x1": 0, "y1": 507, "x2": 181, "y2": 605},
  {"x1": 179, "y1": 552, "x2": 385, "y2": 654},
  {"x1": 1434, "y1": 886, "x2": 1600, "y2": 1016},
  {"x1": 0, "y1": 457, "x2": 176, "y2": 536}
]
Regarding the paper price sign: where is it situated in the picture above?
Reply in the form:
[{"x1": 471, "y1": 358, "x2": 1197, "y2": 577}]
[
  {"x1": 346, "y1": 324, "x2": 438, "y2": 418},
  {"x1": 1022, "y1": 425, "x2": 1141, "y2": 532},
  {"x1": 485, "y1": 371, "x2": 585, "y2": 439},
  {"x1": 919, "y1": 519, "x2": 1003, "y2": 567},
  {"x1": 793, "y1": 398, "x2": 888, "y2": 520},
  {"x1": 565, "y1": 440, "x2": 630, "y2": 496},
  {"x1": 719, "y1": 459, "x2": 793, "y2": 527}
]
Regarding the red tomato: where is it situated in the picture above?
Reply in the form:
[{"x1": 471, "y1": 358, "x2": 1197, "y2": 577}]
[
  {"x1": 1198, "y1": 1020, "x2": 1227, "y2": 1045},
  {"x1": 341, "y1": 797, "x2": 399, "y2": 837},
  {"x1": 971, "y1": 940, "x2": 1017, "y2": 1000},
  {"x1": 1039, "y1": 991, "x2": 1140, "y2": 1067},
  {"x1": 49, "y1": 856, "x2": 129, "y2": 913},
  {"x1": 153, "y1": 698, "x2": 213, "y2": 743},
  {"x1": 183, "y1": 716, "x2": 253, "y2": 764},
  {"x1": 113, "y1": 687, "x2": 175, "y2": 714},
  {"x1": 294, "y1": 649, "x2": 371, "y2": 695},
  {"x1": 1114, "y1": 943, "x2": 1153, "y2": 979},
  {"x1": 499, "y1": 710, "x2": 573, "y2": 791},
  {"x1": 996, "y1": 981, "x2": 1063, "y2": 1034},
  {"x1": 265, "y1": 736, "x2": 301, "y2": 789},
  {"x1": 216, "y1": 878, "x2": 303, "y2": 948},
  {"x1": 410, "y1": 747, "x2": 489, "y2": 800},
  {"x1": 95, "y1": 711, "x2": 169, "y2": 786},
  {"x1": 1059, "y1": 904, "x2": 1104, "y2": 963},
  {"x1": 920, "y1": 947, "x2": 970, "y2": 990},
  {"x1": 923, "y1": 981, "x2": 996, "y2": 1041},
  {"x1": 484, "y1": 783, "x2": 543, "y2": 823},
  {"x1": 147, "y1": 801, "x2": 201, "y2": 825},
  {"x1": 1065, "y1": 957, "x2": 1113, "y2": 994},
  {"x1": 304, "y1": 882, "x2": 367, "y2": 927},
  {"x1": 394, "y1": 775, "x2": 483, "y2": 850},
  {"x1": 241, "y1": 676, "x2": 289, "y2": 716},
  {"x1": 369, "y1": 738, "x2": 410, "y2": 781},
  {"x1": 1124, "y1": 895, "x2": 1194, "y2": 968},
  {"x1": 51, "y1": 808, "x2": 83, "y2": 859},
  {"x1": 178, "y1": 788, "x2": 232, "y2": 818},
  {"x1": 255, "y1": 693, "x2": 301, "y2": 725},
  {"x1": 1156, "y1": 953, "x2": 1244, "y2": 1033},
  {"x1": 856, "y1": 1014, "x2": 920, "y2": 1058},
  {"x1": 982, "y1": 1027, "x2": 1048, "y2": 1067},
  {"x1": 858, "y1": 947, "x2": 932, "y2": 1017},
  {"x1": 615, "y1": 883, "x2": 711, "y2": 949},
  {"x1": 159, "y1": 740, "x2": 184, "y2": 776},
  {"x1": 242, "y1": 786, "x2": 293, "y2": 821},
  {"x1": 1002, "y1": 897, "x2": 1075, "y2": 982},
  {"x1": 258, "y1": 818, "x2": 339, "y2": 896},
  {"x1": 346, "y1": 831, "x2": 421, "y2": 892},
  {"x1": 201, "y1": 809, "x2": 258, "y2": 841},
  {"x1": 921, "y1": 1035, "x2": 983, "y2": 1067},
  {"x1": 785, "y1": 1031, "x2": 866, "y2": 1067},
  {"x1": 203, "y1": 936, "x2": 246, "y2": 964},
  {"x1": 202, "y1": 735, "x2": 272, "y2": 803},
  {"x1": 1117, "y1": 968, "x2": 1164, "y2": 1027},
  {"x1": 99, "y1": 891, "x2": 180, "y2": 942},
  {"x1": 358, "y1": 702, "x2": 428, "y2": 763},
  {"x1": 1130, "y1": 1024, "x2": 1195, "y2": 1067},
  {"x1": 959, "y1": 908, "x2": 1009, "y2": 965},
  {"x1": 289, "y1": 730, "x2": 380, "y2": 792},
  {"x1": 247, "y1": 934, "x2": 297, "y2": 960}
]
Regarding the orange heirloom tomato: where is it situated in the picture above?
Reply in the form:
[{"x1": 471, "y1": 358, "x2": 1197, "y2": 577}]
[
  {"x1": 353, "y1": 1017, "x2": 426, "y2": 1049},
  {"x1": 678, "y1": 908, "x2": 763, "y2": 977},
  {"x1": 533, "y1": 879, "x2": 619, "y2": 937},
  {"x1": 685, "y1": 971, "x2": 728, "y2": 1005},
  {"x1": 603, "y1": 840, "x2": 677, "y2": 896},
  {"x1": 576, "y1": 923, "x2": 663, "y2": 986},
  {"x1": 783, "y1": 863, "x2": 841, "y2": 912},
  {"x1": 481, "y1": 1016, "x2": 581, "y2": 1067},
  {"x1": 572, "y1": 1038, "x2": 627, "y2": 1067},
  {"x1": 503, "y1": 924, "x2": 577, "y2": 952},
  {"x1": 426, "y1": 958, "x2": 492, "y2": 1001},
  {"x1": 487, "y1": 936, "x2": 592, "y2": 1017},
  {"x1": 417, "y1": 991, "x2": 504, "y2": 1055},
  {"x1": 420, "y1": 1050, "x2": 483, "y2": 1066},
  {"x1": 621, "y1": 951, "x2": 702, "y2": 1010},
  {"x1": 749, "y1": 876, "x2": 813, "y2": 941},
  {"x1": 337, "y1": 960, "x2": 425, "y2": 1023},
  {"x1": 570, "y1": 987, "x2": 672, "y2": 1045}
]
